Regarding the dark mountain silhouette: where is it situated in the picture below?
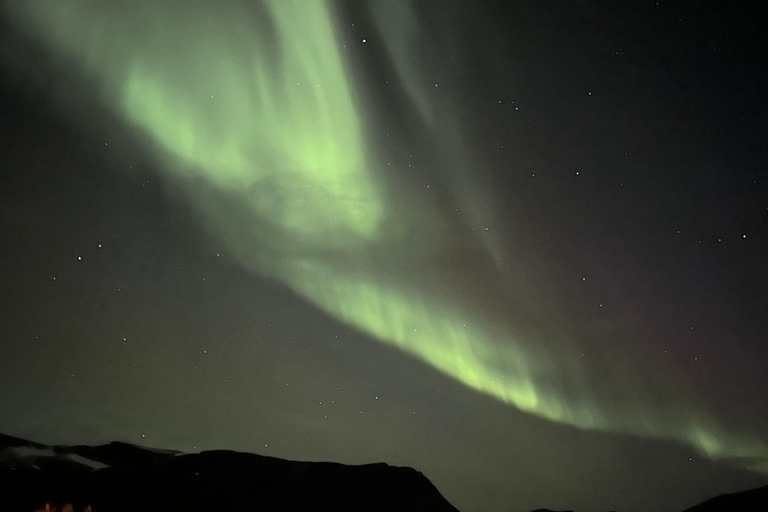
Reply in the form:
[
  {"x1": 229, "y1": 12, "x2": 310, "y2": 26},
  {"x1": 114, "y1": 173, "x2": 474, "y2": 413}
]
[
  {"x1": 0, "y1": 433, "x2": 459, "y2": 512},
  {"x1": 2, "y1": 433, "x2": 767, "y2": 512},
  {"x1": 681, "y1": 484, "x2": 768, "y2": 512}
]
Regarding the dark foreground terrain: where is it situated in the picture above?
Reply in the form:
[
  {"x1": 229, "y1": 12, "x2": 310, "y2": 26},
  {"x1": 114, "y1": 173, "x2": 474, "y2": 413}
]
[
  {"x1": 1, "y1": 433, "x2": 766, "y2": 512},
  {"x1": 0, "y1": 433, "x2": 458, "y2": 512}
]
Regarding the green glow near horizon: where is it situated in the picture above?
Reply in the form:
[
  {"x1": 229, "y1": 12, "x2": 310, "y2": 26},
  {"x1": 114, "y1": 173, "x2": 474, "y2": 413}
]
[{"x1": 6, "y1": 0, "x2": 767, "y2": 473}]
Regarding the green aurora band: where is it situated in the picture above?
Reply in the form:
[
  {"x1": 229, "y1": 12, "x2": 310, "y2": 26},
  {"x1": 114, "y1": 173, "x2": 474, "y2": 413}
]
[{"x1": 6, "y1": 0, "x2": 767, "y2": 471}]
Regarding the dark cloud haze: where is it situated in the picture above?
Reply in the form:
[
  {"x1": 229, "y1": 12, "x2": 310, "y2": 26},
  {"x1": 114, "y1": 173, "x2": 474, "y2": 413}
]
[{"x1": 1, "y1": 1, "x2": 767, "y2": 511}]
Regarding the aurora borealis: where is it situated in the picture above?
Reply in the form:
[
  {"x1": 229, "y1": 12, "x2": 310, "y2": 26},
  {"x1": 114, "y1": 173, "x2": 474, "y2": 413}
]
[{"x1": 1, "y1": 1, "x2": 767, "y2": 511}]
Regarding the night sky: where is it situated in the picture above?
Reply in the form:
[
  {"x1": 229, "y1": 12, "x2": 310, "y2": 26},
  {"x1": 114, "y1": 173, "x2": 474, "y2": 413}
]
[{"x1": 1, "y1": 1, "x2": 767, "y2": 511}]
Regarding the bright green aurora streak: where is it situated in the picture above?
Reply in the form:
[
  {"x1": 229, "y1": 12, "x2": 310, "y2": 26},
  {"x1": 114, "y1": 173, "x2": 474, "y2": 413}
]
[{"x1": 7, "y1": 0, "x2": 766, "y2": 471}]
